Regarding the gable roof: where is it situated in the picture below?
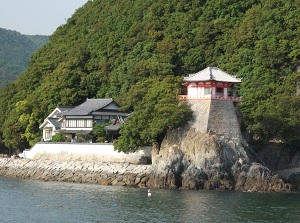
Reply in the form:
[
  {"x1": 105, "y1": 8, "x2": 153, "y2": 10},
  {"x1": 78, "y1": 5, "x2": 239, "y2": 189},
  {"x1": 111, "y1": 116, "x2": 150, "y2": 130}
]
[
  {"x1": 57, "y1": 106, "x2": 75, "y2": 112},
  {"x1": 40, "y1": 106, "x2": 75, "y2": 129},
  {"x1": 47, "y1": 106, "x2": 75, "y2": 118},
  {"x1": 39, "y1": 117, "x2": 61, "y2": 129},
  {"x1": 184, "y1": 67, "x2": 241, "y2": 83},
  {"x1": 47, "y1": 118, "x2": 61, "y2": 129},
  {"x1": 104, "y1": 116, "x2": 125, "y2": 132},
  {"x1": 63, "y1": 98, "x2": 116, "y2": 116}
]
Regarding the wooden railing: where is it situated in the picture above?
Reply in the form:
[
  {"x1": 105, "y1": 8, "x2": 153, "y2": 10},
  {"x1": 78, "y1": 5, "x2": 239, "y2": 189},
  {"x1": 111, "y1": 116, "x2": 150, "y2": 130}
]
[{"x1": 179, "y1": 95, "x2": 242, "y2": 102}]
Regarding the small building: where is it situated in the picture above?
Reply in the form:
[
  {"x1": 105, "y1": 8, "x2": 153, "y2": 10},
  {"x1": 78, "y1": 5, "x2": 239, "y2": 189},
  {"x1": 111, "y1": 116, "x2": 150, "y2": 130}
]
[
  {"x1": 179, "y1": 67, "x2": 243, "y2": 138},
  {"x1": 39, "y1": 98, "x2": 130, "y2": 142},
  {"x1": 104, "y1": 115, "x2": 125, "y2": 142},
  {"x1": 181, "y1": 67, "x2": 242, "y2": 101},
  {"x1": 39, "y1": 106, "x2": 74, "y2": 142}
]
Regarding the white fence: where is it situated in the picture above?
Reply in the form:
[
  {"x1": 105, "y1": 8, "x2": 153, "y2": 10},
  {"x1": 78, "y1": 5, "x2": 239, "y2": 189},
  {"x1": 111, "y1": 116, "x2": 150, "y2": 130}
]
[{"x1": 20, "y1": 142, "x2": 152, "y2": 164}]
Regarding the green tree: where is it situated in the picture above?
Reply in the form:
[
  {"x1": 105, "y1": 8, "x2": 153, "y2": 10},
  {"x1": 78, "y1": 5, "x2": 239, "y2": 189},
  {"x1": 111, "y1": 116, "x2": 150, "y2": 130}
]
[
  {"x1": 92, "y1": 122, "x2": 111, "y2": 142},
  {"x1": 51, "y1": 132, "x2": 69, "y2": 142},
  {"x1": 76, "y1": 131, "x2": 92, "y2": 143},
  {"x1": 0, "y1": 28, "x2": 48, "y2": 89},
  {"x1": 114, "y1": 75, "x2": 192, "y2": 153}
]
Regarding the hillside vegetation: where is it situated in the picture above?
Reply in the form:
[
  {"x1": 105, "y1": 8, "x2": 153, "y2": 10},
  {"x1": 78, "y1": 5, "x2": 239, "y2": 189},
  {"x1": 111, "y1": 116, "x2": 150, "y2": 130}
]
[
  {"x1": 0, "y1": 0, "x2": 299, "y2": 153},
  {"x1": 0, "y1": 28, "x2": 49, "y2": 89}
]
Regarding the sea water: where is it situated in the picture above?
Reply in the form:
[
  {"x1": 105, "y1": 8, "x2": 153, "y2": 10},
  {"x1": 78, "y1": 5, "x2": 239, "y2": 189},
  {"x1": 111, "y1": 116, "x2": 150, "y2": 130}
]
[{"x1": 0, "y1": 176, "x2": 299, "y2": 223}]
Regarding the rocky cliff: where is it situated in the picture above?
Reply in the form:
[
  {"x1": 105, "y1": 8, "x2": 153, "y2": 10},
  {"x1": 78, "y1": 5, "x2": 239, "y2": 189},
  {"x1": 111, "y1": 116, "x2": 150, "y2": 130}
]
[{"x1": 148, "y1": 100, "x2": 291, "y2": 192}]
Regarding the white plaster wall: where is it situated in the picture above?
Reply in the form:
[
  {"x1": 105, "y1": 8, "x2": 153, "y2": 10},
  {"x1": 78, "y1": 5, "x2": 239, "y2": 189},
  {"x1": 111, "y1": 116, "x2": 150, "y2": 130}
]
[
  {"x1": 212, "y1": 87, "x2": 216, "y2": 96},
  {"x1": 188, "y1": 87, "x2": 198, "y2": 98},
  {"x1": 21, "y1": 143, "x2": 151, "y2": 164},
  {"x1": 224, "y1": 88, "x2": 228, "y2": 97}
]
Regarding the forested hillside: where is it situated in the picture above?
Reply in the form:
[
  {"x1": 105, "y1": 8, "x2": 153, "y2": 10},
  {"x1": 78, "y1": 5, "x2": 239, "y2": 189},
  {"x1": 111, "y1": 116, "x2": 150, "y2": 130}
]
[
  {"x1": 0, "y1": 0, "x2": 299, "y2": 153},
  {"x1": 0, "y1": 28, "x2": 48, "y2": 89}
]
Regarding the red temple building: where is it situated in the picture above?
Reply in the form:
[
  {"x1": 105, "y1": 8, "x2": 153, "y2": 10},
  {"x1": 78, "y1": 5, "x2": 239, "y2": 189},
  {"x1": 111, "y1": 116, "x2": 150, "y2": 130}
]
[{"x1": 181, "y1": 67, "x2": 242, "y2": 102}]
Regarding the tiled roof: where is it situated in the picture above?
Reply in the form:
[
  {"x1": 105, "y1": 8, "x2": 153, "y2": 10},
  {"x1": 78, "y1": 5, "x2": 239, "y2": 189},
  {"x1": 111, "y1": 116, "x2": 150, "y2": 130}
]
[
  {"x1": 57, "y1": 106, "x2": 75, "y2": 112},
  {"x1": 63, "y1": 98, "x2": 114, "y2": 116},
  {"x1": 47, "y1": 118, "x2": 61, "y2": 129},
  {"x1": 104, "y1": 116, "x2": 124, "y2": 132},
  {"x1": 104, "y1": 123, "x2": 121, "y2": 132},
  {"x1": 184, "y1": 67, "x2": 241, "y2": 83}
]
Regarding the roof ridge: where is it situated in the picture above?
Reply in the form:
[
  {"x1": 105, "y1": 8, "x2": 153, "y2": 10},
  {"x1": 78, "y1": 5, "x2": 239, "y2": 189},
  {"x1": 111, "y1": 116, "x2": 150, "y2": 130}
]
[
  {"x1": 213, "y1": 67, "x2": 241, "y2": 81},
  {"x1": 209, "y1": 67, "x2": 212, "y2": 79},
  {"x1": 184, "y1": 67, "x2": 241, "y2": 83},
  {"x1": 87, "y1": 98, "x2": 113, "y2": 100},
  {"x1": 89, "y1": 98, "x2": 114, "y2": 113}
]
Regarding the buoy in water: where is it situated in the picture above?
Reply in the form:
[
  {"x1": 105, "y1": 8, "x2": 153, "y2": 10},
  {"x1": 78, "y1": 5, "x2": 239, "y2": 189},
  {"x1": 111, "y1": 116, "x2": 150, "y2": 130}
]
[{"x1": 148, "y1": 189, "x2": 151, "y2": 197}]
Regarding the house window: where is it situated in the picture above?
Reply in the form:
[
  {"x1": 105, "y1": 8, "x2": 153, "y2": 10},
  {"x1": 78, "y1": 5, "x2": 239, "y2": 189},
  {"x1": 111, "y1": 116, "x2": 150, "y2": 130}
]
[
  {"x1": 87, "y1": 120, "x2": 93, "y2": 127},
  {"x1": 96, "y1": 120, "x2": 105, "y2": 124},
  {"x1": 65, "y1": 119, "x2": 93, "y2": 128},
  {"x1": 68, "y1": 120, "x2": 76, "y2": 127},
  {"x1": 216, "y1": 88, "x2": 223, "y2": 96},
  {"x1": 77, "y1": 120, "x2": 85, "y2": 127},
  {"x1": 45, "y1": 130, "x2": 51, "y2": 139},
  {"x1": 205, "y1": 88, "x2": 210, "y2": 95}
]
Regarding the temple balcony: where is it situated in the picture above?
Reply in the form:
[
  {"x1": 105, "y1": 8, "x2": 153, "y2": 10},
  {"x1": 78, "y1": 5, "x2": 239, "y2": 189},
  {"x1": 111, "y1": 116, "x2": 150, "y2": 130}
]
[{"x1": 179, "y1": 95, "x2": 242, "y2": 102}]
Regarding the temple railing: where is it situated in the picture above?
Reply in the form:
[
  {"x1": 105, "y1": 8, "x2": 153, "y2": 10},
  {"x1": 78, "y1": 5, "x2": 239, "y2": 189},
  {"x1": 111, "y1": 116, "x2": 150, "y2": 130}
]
[{"x1": 179, "y1": 95, "x2": 242, "y2": 102}]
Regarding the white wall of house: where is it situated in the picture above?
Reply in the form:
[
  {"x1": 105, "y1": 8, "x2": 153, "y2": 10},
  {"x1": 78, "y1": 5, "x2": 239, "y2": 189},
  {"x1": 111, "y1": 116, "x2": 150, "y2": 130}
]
[
  {"x1": 43, "y1": 128, "x2": 53, "y2": 141},
  {"x1": 187, "y1": 82, "x2": 198, "y2": 98},
  {"x1": 42, "y1": 122, "x2": 56, "y2": 141},
  {"x1": 20, "y1": 143, "x2": 151, "y2": 164}
]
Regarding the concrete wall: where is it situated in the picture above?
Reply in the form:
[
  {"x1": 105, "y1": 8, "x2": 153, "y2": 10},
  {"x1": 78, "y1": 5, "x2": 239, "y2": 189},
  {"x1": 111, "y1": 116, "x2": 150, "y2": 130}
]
[{"x1": 21, "y1": 142, "x2": 151, "y2": 164}]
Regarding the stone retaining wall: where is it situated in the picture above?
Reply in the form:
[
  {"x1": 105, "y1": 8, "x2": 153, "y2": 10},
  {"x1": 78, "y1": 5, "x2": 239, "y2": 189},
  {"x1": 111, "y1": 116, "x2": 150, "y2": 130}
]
[
  {"x1": 188, "y1": 100, "x2": 242, "y2": 141},
  {"x1": 208, "y1": 100, "x2": 242, "y2": 140},
  {"x1": 189, "y1": 100, "x2": 211, "y2": 133},
  {"x1": 0, "y1": 158, "x2": 151, "y2": 187}
]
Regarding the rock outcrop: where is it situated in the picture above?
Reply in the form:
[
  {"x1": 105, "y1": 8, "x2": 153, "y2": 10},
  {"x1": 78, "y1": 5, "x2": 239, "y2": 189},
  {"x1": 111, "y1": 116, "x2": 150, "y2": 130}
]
[
  {"x1": 274, "y1": 168, "x2": 300, "y2": 190},
  {"x1": 148, "y1": 129, "x2": 290, "y2": 192},
  {"x1": 147, "y1": 100, "x2": 291, "y2": 192}
]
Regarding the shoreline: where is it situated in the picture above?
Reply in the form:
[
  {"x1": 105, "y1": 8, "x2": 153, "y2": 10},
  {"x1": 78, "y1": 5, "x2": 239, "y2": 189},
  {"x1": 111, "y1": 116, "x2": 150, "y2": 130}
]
[
  {"x1": 0, "y1": 157, "x2": 298, "y2": 192},
  {"x1": 0, "y1": 158, "x2": 151, "y2": 187}
]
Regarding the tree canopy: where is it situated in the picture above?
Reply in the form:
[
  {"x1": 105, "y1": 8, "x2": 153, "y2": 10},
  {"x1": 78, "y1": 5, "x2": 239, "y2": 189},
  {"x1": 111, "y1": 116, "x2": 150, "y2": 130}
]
[
  {"x1": 0, "y1": 28, "x2": 49, "y2": 89},
  {"x1": 0, "y1": 0, "x2": 299, "y2": 153},
  {"x1": 114, "y1": 76, "x2": 192, "y2": 153}
]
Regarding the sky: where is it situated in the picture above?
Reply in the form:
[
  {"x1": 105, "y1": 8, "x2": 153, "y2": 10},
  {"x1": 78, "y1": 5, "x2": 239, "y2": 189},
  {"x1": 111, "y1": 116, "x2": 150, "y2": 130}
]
[{"x1": 0, "y1": 0, "x2": 89, "y2": 35}]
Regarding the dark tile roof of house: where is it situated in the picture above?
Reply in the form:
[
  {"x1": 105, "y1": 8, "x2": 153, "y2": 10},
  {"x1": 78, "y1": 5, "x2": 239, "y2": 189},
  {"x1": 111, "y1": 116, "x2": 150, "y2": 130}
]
[
  {"x1": 63, "y1": 98, "x2": 115, "y2": 116},
  {"x1": 104, "y1": 123, "x2": 121, "y2": 132},
  {"x1": 104, "y1": 116, "x2": 124, "y2": 132},
  {"x1": 47, "y1": 118, "x2": 61, "y2": 129},
  {"x1": 57, "y1": 106, "x2": 75, "y2": 112}
]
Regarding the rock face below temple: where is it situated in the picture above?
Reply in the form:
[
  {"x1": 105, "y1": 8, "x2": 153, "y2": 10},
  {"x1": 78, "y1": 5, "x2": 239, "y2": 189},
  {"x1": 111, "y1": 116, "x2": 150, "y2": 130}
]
[{"x1": 148, "y1": 100, "x2": 290, "y2": 192}]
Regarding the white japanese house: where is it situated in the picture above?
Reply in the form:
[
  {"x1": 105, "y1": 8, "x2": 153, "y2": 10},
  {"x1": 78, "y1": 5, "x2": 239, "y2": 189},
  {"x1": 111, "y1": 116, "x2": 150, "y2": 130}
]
[
  {"x1": 39, "y1": 98, "x2": 130, "y2": 142},
  {"x1": 39, "y1": 106, "x2": 74, "y2": 141},
  {"x1": 181, "y1": 67, "x2": 242, "y2": 101}
]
